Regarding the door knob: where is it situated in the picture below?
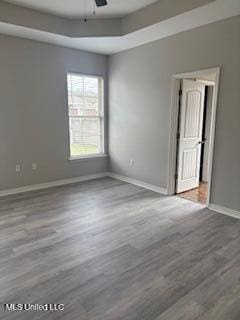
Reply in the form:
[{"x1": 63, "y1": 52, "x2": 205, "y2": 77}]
[{"x1": 198, "y1": 138, "x2": 206, "y2": 144}]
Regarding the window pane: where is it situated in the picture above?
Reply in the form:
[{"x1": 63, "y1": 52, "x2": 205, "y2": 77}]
[
  {"x1": 67, "y1": 73, "x2": 104, "y2": 157},
  {"x1": 68, "y1": 75, "x2": 101, "y2": 117},
  {"x1": 69, "y1": 117, "x2": 102, "y2": 156}
]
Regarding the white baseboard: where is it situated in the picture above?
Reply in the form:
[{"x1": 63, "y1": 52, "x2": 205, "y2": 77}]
[
  {"x1": 0, "y1": 171, "x2": 167, "y2": 197},
  {"x1": 108, "y1": 172, "x2": 168, "y2": 195},
  {"x1": 0, "y1": 172, "x2": 108, "y2": 197},
  {"x1": 2, "y1": 172, "x2": 239, "y2": 222},
  {"x1": 209, "y1": 204, "x2": 240, "y2": 220}
]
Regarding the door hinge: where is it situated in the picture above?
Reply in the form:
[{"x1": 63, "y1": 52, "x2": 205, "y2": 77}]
[
  {"x1": 179, "y1": 89, "x2": 182, "y2": 96},
  {"x1": 176, "y1": 132, "x2": 180, "y2": 140},
  {"x1": 175, "y1": 173, "x2": 178, "y2": 180}
]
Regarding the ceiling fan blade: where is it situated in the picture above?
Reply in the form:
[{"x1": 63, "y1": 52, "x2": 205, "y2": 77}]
[{"x1": 95, "y1": 0, "x2": 108, "y2": 7}]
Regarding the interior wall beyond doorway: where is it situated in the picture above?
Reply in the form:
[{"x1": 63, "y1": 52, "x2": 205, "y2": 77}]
[{"x1": 202, "y1": 86, "x2": 214, "y2": 182}]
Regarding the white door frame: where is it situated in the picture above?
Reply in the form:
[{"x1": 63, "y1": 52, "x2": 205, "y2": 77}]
[{"x1": 167, "y1": 67, "x2": 221, "y2": 207}]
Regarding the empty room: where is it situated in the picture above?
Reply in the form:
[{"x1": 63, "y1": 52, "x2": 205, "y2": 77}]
[{"x1": 0, "y1": 0, "x2": 240, "y2": 319}]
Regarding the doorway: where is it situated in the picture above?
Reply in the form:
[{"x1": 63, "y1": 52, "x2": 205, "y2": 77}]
[{"x1": 167, "y1": 68, "x2": 220, "y2": 206}]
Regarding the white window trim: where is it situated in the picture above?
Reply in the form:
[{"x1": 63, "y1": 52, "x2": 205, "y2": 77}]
[
  {"x1": 69, "y1": 153, "x2": 108, "y2": 161},
  {"x1": 67, "y1": 73, "x2": 106, "y2": 160}
]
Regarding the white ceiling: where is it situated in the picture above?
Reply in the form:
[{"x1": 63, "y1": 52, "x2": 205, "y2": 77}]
[
  {"x1": 1, "y1": 0, "x2": 239, "y2": 54},
  {"x1": 4, "y1": 0, "x2": 159, "y2": 18}
]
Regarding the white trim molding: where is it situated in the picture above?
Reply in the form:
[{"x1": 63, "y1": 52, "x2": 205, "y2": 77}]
[
  {"x1": 0, "y1": 171, "x2": 167, "y2": 197},
  {"x1": 209, "y1": 204, "x2": 240, "y2": 220},
  {"x1": 1, "y1": 171, "x2": 239, "y2": 223},
  {"x1": 69, "y1": 154, "x2": 108, "y2": 161},
  {"x1": 0, "y1": 172, "x2": 108, "y2": 197},
  {"x1": 167, "y1": 67, "x2": 221, "y2": 207},
  {"x1": 108, "y1": 172, "x2": 168, "y2": 195}
]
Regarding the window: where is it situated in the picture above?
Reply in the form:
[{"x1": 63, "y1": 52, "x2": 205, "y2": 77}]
[{"x1": 67, "y1": 73, "x2": 104, "y2": 159}]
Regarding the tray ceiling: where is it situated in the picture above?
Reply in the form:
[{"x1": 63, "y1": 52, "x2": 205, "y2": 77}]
[{"x1": 4, "y1": 0, "x2": 159, "y2": 18}]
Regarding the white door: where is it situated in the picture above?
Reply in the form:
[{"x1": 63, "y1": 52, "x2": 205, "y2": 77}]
[{"x1": 176, "y1": 79, "x2": 205, "y2": 193}]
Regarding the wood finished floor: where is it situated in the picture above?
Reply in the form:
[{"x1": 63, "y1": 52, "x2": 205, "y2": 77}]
[
  {"x1": 178, "y1": 182, "x2": 208, "y2": 204},
  {"x1": 0, "y1": 177, "x2": 240, "y2": 320}
]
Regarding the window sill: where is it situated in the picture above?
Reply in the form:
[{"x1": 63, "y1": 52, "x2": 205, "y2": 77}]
[{"x1": 69, "y1": 154, "x2": 108, "y2": 161}]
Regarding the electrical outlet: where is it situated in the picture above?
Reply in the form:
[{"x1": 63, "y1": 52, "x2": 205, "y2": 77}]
[
  {"x1": 129, "y1": 159, "x2": 135, "y2": 167},
  {"x1": 32, "y1": 163, "x2": 37, "y2": 170},
  {"x1": 16, "y1": 164, "x2": 21, "y2": 172}
]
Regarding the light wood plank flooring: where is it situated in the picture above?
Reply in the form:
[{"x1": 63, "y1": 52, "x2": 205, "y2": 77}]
[{"x1": 0, "y1": 177, "x2": 240, "y2": 320}]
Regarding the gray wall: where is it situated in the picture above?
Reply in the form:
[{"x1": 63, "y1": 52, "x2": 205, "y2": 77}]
[
  {"x1": 202, "y1": 86, "x2": 213, "y2": 182},
  {"x1": 109, "y1": 16, "x2": 240, "y2": 212},
  {"x1": 0, "y1": 35, "x2": 108, "y2": 190}
]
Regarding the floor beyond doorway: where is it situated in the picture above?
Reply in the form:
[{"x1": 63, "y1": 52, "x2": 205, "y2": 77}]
[{"x1": 178, "y1": 182, "x2": 208, "y2": 204}]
